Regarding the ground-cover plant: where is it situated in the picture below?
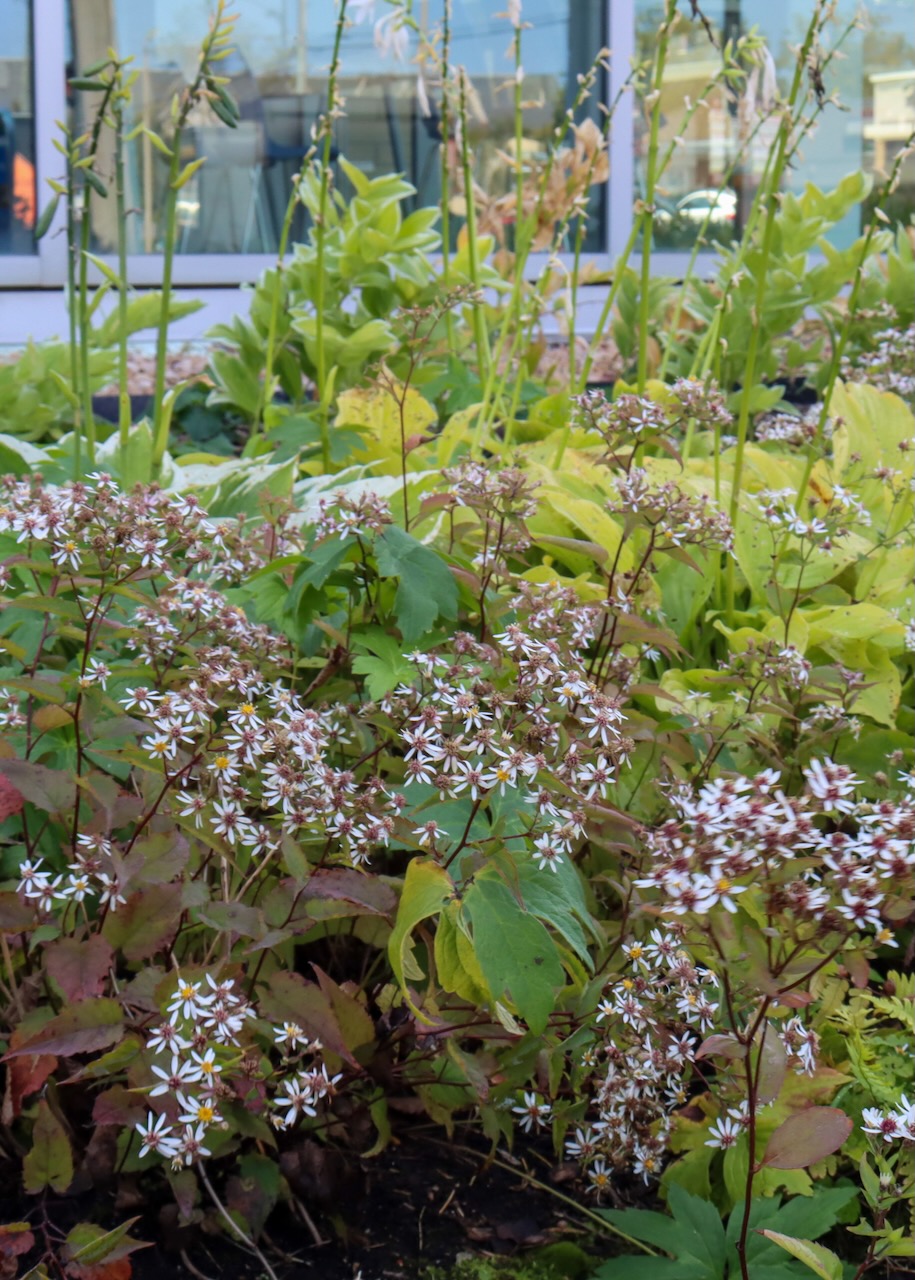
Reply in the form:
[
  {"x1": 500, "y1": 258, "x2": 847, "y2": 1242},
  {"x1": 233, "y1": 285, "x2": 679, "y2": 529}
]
[{"x1": 0, "y1": 354, "x2": 912, "y2": 1274}]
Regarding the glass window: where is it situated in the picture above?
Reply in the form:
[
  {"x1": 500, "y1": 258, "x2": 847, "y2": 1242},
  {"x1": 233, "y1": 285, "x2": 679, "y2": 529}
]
[
  {"x1": 634, "y1": 0, "x2": 915, "y2": 250},
  {"x1": 0, "y1": 0, "x2": 36, "y2": 254},
  {"x1": 67, "y1": 0, "x2": 607, "y2": 257}
]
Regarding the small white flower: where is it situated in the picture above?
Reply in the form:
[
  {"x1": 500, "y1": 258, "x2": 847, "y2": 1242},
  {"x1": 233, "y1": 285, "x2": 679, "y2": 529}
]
[
  {"x1": 136, "y1": 1111, "x2": 180, "y2": 1160},
  {"x1": 705, "y1": 1116, "x2": 742, "y2": 1149},
  {"x1": 511, "y1": 1090, "x2": 551, "y2": 1133}
]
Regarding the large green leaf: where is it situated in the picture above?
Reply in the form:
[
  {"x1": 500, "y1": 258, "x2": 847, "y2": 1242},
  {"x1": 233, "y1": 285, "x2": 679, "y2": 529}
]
[
  {"x1": 376, "y1": 526, "x2": 458, "y2": 641},
  {"x1": 464, "y1": 872, "x2": 564, "y2": 1035}
]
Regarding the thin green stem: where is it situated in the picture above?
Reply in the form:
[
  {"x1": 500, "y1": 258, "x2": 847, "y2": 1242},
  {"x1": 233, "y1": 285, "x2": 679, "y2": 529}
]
[
  {"x1": 439, "y1": 0, "x2": 455, "y2": 353},
  {"x1": 636, "y1": 0, "x2": 677, "y2": 394},
  {"x1": 113, "y1": 92, "x2": 131, "y2": 454},
  {"x1": 250, "y1": 176, "x2": 301, "y2": 449},
  {"x1": 458, "y1": 70, "x2": 490, "y2": 430},
  {"x1": 313, "y1": 0, "x2": 349, "y2": 473},
  {"x1": 724, "y1": 7, "x2": 824, "y2": 617},
  {"x1": 65, "y1": 135, "x2": 81, "y2": 475}
]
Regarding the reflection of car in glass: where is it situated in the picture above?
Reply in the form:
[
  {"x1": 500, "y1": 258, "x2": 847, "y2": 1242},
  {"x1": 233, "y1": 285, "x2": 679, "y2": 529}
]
[{"x1": 653, "y1": 188, "x2": 738, "y2": 244}]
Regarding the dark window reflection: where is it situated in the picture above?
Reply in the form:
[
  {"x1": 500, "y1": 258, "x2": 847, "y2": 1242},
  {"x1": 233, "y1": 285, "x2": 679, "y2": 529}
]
[
  {"x1": 68, "y1": 0, "x2": 607, "y2": 256},
  {"x1": 0, "y1": 0, "x2": 36, "y2": 255}
]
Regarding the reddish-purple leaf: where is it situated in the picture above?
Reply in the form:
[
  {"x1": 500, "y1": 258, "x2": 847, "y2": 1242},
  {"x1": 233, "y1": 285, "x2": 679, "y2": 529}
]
[
  {"x1": 313, "y1": 965, "x2": 375, "y2": 1055},
  {"x1": 257, "y1": 971, "x2": 366, "y2": 1066},
  {"x1": 756, "y1": 1022, "x2": 788, "y2": 1105},
  {"x1": 2, "y1": 1041, "x2": 57, "y2": 1120},
  {"x1": 122, "y1": 833, "x2": 189, "y2": 887},
  {"x1": 102, "y1": 883, "x2": 183, "y2": 963},
  {"x1": 0, "y1": 1222, "x2": 35, "y2": 1263},
  {"x1": 4, "y1": 999, "x2": 123, "y2": 1060},
  {"x1": 0, "y1": 891, "x2": 35, "y2": 932},
  {"x1": 695, "y1": 1033, "x2": 748, "y2": 1060},
  {"x1": 0, "y1": 759, "x2": 76, "y2": 813},
  {"x1": 195, "y1": 901, "x2": 264, "y2": 939},
  {"x1": 45, "y1": 935, "x2": 114, "y2": 1003},
  {"x1": 92, "y1": 1086, "x2": 146, "y2": 1129},
  {"x1": 0, "y1": 774, "x2": 24, "y2": 820},
  {"x1": 760, "y1": 1107, "x2": 854, "y2": 1170},
  {"x1": 303, "y1": 868, "x2": 397, "y2": 918}
]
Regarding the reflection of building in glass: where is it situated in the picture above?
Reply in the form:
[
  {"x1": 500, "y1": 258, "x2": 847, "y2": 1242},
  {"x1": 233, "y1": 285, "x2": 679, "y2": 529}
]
[
  {"x1": 0, "y1": 54, "x2": 36, "y2": 250},
  {"x1": 864, "y1": 70, "x2": 915, "y2": 175}
]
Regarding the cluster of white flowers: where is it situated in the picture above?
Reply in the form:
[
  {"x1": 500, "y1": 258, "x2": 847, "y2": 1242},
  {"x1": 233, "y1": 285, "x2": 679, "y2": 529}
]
[
  {"x1": 135, "y1": 973, "x2": 340, "y2": 1168},
  {"x1": 757, "y1": 484, "x2": 872, "y2": 548},
  {"x1": 841, "y1": 323, "x2": 915, "y2": 400},
  {"x1": 705, "y1": 1099, "x2": 764, "y2": 1150},
  {"x1": 755, "y1": 407, "x2": 823, "y2": 446},
  {"x1": 313, "y1": 490, "x2": 392, "y2": 542},
  {"x1": 569, "y1": 930, "x2": 711, "y2": 1191},
  {"x1": 610, "y1": 468, "x2": 734, "y2": 553},
  {"x1": 633, "y1": 762, "x2": 914, "y2": 941},
  {"x1": 573, "y1": 380, "x2": 733, "y2": 448},
  {"x1": 17, "y1": 834, "x2": 126, "y2": 914},
  {"x1": 443, "y1": 462, "x2": 539, "y2": 575},
  {"x1": 0, "y1": 472, "x2": 300, "y2": 587},
  {"x1": 394, "y1": 624, "x2": 629, "y2": 873}
]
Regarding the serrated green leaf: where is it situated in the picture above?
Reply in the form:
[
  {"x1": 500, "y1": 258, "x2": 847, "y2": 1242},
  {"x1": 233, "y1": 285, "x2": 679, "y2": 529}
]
[{"x1": 375, "y1": 526, "x2": 458, "y2": 642}]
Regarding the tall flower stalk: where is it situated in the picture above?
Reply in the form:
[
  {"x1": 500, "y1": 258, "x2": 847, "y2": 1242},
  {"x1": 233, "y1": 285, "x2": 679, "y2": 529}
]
[
  {"x1": 312, "y1": 0, "x2": 350, "y2": 472},
  {"x1": 150, "y1": 2, "x2": 239, "y2": 459}
]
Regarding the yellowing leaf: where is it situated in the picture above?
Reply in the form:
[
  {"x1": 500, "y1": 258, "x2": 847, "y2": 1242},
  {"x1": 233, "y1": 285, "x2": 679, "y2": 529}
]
[
  {"x1": 23, "y1": 1100, "x2": 73, "y2": 1194},
  {"x1": 335, "y1": 383, "x2": 437, "y2": 471},
  {"x1": 758, "y1": 1232, "x2": 843, "y2": 1280},
  {"x1": 388, "y1": 859, "x2": 453, "y2": 1017}
]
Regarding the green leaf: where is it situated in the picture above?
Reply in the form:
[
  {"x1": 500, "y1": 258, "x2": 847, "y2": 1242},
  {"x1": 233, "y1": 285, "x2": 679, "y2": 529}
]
[
  {"x1": 83, "y1": 168, "x2": 108, "y2": 198},
  {"x1": 34, "y1": 194, "x2": 60, "y2": 241},
  {"x1": 82, "y1": 250, "x2": 122, "y2": 286},
  {"x1": 225, "y1": 1154, "x2": 280, "y2": 1237},
  {"x1": 464, "y1": 872, "x2": 564, "y2": 1035},
  {"x1": 594, "y1": 1260, "x2": 707, "y2": 1280},
  {"x1": 597, "y1": 1207, "x2": 691, "y2": 1256},
  {"x1": 434, "y1": 903, "x2": 491, "y2": 1004},
  {"x1": 388, "y1": 858, "x2": 453, "y2": 1004},
  {"x1": 757, "y1": 1232, "x2": 843, "y2": 1280},
  {"x1": 666, "y1": 1183, "x2": 728, "y2": 1276},
  {"x1": 64, "y1": 1218, "x2": 145, "y2": 1267},
  {"x1": 94, "y1": 293, "x2": 202, "y2": 346},
  {"x1": 513, "y1": 856, "x2": 594, "y2": 965},
  {"x1": 23, "y1": 1100, "x2": 74, "y2": 1194},
  {"x1": 173, "y1": 156, "x2": 207, "y2": 189},
  {"x1": 352, "y1": 629, "x2": 416, "y2": 699},
  {"x1": 375, "y1": 526, "x2": 458, "y2": 642}
]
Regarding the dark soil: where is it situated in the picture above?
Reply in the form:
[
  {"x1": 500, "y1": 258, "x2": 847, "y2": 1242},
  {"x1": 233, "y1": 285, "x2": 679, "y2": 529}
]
[{"x1": 9, "y1": 1127, "x2": 621, "y2": 1280}]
